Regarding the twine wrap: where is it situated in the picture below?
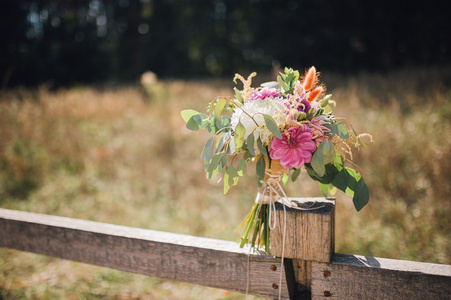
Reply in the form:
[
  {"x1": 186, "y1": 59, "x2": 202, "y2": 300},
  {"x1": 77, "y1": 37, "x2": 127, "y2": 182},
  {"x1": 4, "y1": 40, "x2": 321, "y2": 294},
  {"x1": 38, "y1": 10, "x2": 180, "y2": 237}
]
[{"x1": 255, "y1": 158, "x2": 288, "y2": 205}]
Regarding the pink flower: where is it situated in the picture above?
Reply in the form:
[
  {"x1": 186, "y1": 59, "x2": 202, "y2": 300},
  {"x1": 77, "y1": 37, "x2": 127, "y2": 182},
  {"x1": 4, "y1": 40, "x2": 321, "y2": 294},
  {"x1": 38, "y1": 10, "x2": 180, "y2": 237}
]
[
  {"x1": 309, "y1": 116, "x2": 331, "y2": 146},
  {"x1": 269, "y1": 125, "x2": 316, "y2": 169},
  {"x1": 249, "y1": 88, "x2": 281, "y2": 101}
]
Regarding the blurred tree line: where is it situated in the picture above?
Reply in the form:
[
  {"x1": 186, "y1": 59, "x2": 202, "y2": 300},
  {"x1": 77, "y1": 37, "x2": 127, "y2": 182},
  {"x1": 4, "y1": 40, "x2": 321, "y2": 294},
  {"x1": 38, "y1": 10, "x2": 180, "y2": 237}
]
[{"x1": 2, "y1": 0, "x2": 450, "y2": 87}]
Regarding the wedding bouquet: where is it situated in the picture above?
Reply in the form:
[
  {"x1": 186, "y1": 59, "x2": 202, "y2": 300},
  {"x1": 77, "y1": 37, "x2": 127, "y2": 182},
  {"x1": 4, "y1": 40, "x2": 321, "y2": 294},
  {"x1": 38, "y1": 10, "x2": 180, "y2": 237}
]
[{"x1": 182, "y1": 67, "x2": 371, "y2": 253}]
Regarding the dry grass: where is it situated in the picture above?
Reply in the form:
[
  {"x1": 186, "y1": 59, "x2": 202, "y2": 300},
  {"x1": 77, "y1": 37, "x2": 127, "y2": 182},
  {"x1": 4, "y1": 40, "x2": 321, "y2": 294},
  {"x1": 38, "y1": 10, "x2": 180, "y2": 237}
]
[{"x1": 0, "y1": 67, "x2": 450, "y2": 299}]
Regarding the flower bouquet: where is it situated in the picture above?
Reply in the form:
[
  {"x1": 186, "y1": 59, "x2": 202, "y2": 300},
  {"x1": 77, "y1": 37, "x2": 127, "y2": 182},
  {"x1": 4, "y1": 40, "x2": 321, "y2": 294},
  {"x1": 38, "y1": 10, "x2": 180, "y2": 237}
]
[{"x1": 181, "y1": 67, "x2": 371, "y2": 253}]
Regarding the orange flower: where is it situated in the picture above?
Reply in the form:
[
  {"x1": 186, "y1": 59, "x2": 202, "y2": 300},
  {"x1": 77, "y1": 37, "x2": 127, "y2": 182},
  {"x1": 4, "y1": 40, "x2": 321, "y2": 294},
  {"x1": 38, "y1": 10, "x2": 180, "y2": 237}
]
[
  {"x1": 302, "y1": 66, "x2": 317, "y2": 91},
  {"x1": 307, "y1": 86, "x2": 323, "y2": 102}
]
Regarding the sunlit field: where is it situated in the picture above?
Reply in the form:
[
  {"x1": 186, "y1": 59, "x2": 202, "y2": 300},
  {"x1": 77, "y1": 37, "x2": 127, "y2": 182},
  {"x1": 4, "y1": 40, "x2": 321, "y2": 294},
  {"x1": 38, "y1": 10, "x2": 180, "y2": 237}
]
[{"x1": 1, "y1": 66, "x2": 450, "y2": 299}]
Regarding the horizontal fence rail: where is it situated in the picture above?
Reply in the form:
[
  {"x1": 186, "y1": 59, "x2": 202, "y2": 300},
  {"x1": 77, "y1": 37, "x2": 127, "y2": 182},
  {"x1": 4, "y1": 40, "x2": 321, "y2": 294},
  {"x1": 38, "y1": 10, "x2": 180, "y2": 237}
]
[
  {"x1": 0, "y1": 208, "x2": 293, "y2": 299},
  {"x1": 1, "y1": 208, "x2": 451, "y2": 299}
]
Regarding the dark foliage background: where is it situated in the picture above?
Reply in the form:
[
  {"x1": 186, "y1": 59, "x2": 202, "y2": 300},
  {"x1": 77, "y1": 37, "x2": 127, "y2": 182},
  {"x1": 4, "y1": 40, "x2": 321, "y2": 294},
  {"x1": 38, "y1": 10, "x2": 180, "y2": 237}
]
[{"x1": 2, "y1": 0, "x2": 450, "y2": 87}]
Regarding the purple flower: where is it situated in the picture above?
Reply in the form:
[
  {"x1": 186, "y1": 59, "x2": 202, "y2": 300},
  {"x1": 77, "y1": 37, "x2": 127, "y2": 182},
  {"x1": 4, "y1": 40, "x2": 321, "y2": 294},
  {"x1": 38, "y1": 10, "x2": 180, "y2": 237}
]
[{"x1": 287, "y1": 95, "x2": 311, "y2": 114}]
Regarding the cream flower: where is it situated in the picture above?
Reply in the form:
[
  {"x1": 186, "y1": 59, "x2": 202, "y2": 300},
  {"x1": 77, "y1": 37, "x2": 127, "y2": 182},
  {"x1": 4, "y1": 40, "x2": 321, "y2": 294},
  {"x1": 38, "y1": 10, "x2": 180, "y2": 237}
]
[{"x1": 231, "y1": 98, "x2": 284, "y2": 148}]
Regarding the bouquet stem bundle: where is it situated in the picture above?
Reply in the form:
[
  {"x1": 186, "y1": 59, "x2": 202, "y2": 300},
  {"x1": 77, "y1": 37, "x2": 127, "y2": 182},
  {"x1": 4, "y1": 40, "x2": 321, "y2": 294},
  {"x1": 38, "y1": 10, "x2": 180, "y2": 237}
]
[{"x1": 237, "y1": 158, "x2": 287, "y2": 252}]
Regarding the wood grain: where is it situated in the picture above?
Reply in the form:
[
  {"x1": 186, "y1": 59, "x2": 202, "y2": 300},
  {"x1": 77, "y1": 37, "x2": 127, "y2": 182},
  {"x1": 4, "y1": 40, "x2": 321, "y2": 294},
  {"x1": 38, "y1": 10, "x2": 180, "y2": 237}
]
[
  {"x1": 311, "y1": 253, "x2": 451, "y2": 300},
  {"x1": 0, "y1": 208, "x2": 295, "y2": 299},
  {"x1": 270, "y1": 198, "x2": 335, "y2": 263}
]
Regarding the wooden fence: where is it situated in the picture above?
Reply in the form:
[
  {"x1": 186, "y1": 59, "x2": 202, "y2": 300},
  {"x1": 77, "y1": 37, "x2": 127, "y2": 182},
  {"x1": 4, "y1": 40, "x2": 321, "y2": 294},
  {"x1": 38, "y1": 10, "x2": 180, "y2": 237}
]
[{"x1": 1, "y1": 198, "x2": 450, "y2": 299}]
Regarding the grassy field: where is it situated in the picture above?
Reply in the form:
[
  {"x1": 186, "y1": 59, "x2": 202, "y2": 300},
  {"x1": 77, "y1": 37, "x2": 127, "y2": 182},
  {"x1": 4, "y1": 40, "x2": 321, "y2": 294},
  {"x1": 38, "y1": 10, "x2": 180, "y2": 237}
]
[{"x1": 1, "y1": 66, "x2": 450, "y2": 299}]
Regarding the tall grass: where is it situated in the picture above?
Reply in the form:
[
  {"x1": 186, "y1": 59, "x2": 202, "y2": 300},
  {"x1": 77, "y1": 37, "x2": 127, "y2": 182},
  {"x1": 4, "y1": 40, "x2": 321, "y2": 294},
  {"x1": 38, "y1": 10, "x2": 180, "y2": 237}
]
[{"x1": 1, "y1": 67, "x2": 450, "y2": 299}]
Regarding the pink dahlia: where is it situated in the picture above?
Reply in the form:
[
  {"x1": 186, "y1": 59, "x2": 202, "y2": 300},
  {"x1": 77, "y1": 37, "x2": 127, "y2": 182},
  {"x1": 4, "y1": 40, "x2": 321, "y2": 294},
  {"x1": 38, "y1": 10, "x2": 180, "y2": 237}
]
[
  {"x1": 249, "y1": 87, "x2": 281, "y2": 101},
  {"x1": 269, "y1": 125, "x2": 316, "y2": 169}
]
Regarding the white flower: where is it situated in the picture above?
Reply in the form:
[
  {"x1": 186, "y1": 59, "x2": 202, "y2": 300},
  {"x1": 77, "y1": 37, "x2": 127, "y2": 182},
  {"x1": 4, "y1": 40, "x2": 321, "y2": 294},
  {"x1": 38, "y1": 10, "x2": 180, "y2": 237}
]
[{"x1": 231, "y1": 98, "x2": 284, "y2": 148}]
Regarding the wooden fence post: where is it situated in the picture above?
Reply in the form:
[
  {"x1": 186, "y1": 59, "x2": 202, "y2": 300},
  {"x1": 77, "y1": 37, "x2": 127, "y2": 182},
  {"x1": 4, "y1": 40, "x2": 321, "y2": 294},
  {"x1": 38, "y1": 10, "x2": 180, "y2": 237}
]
[{"x1": 270, "y1": 197, "x2": 335, "y2": 298}]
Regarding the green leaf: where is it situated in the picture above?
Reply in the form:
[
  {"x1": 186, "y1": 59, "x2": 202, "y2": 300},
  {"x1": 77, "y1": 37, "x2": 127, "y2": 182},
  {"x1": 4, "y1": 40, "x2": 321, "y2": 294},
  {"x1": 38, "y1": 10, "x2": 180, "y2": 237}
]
[
  {"x1": 277, "y1": 75, "x2": 289, "y2": 91},
  {"x1": 186, "y1": 115, "x2": 201, "y2": 130},
  {"x1": 263, "y1": 114, "x2": 282, "y2": 139},
  {"x1": 216, "y1": 131, "x2": 233, "y2": 154},
  {"x1": 237, "y1": 157, "x2": 247, "y2": 176},
  {"x1": 207, "y1": 101, "x2": 215, "y2": 115},
  {"x1": 201, "y1": 137, "x2": 214, "y2": 166},
  {"x1": 246, "y1": 132, "x2": 255, "y2": 156},
  {"x1": 234, "y1": 87, "x2": 243, "y2": 103},
  {"x1": 206, "y1": 152, "x2": 225, "y2": 179},
  {"x1": 187, "y1": 113, "x2": 210, "y2": 131},
  {"x1": 224, "y1": 165, "x2": 239, "y2": 194},
  {"x1": 337, "y1": 122, "x2": 350, "y2": 139},
  {"x1": 319, "y1": 183, "x2": 329, "y2": 197},
  {"x1": 181, "y1": 109, "x2": 200, "y2": 123},
  {"x1": 311, "y1": 149, "x2": 325, "y2": 176},
  {"x1": 214, "y1": 98, "x2": 227, "y2": 121},
  {"x1": 320, "y1": 94, "x2": 332, "y2": 107},
  {"x1": 282, "y1": 173, "x2": 289, "y2": 187},
  {"x1": 305, "y1": 163, "x2": 340, "y2": 185},
  {"x1": 334, "y1": 153, "x2": 344, "y2": 169},
  {"x1": 331, "y1": 167, "x2": 361, "y2": 197},
  {"x1": 332, "y1": 168, "x2": 350, "y2": 194},
  {"x1": 234, "y1": 122, "x2": 246, "y2": 150},
  {"x1": 329, "y1": 185, "x2": 337, "y2": 196},
  {"x1": 256, "y1": 155, "x2": 266, "y2": 188},
  {"x1": 346, "y1": 167, "x2": 362, "y2": 182},
  {"x1": 353, "y1": 178, "x2": 369, "y2": 212},
  {"x1": 291, "y1": 168, "x2": 301, "y2": 181},
  {"x1": 257, "y1": 138, "x2": 267, "y2": 156},
  {"x1": 320, "y1": 140, "x2": 335, "y2": 164}
]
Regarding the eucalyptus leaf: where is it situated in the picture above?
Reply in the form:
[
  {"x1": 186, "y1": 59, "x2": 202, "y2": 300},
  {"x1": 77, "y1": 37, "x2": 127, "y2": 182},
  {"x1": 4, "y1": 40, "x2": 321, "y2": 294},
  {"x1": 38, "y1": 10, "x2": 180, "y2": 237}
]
[
  {"x1": 234, "y1": 87, "x2": 243, "y2": 103},
  {"x1": 234, "y1": 122, "x2": 246, "y2": 150},
  {"x1": 237, "y1": 157, "x2": 247, "y2": 176},
  {"x1": 263, "y1": 114, "x2": 282, "y2": 139},
  {"x1": 214, "y1": 116, "x2": 231, "y2": 132},
  {"x1": 319, "y1": 182, "x2": 329, "y2": 197},
  {"x1": 201, "y1": 137, "x2": 214, "y2": 163},
  {"x1": 216, "y1": 132, "x2": 232, "y2": 154},
  {"x1": 206, "y1": 152, "x2": 225, "y2": 179},
  {"x1": 321, "y1": 140, "x2": 335, "y2": 164},
  {"x1": 291, "y1": 168, "x2": 301, "y2": 181},
  {"x1": 337, "y1": 122, "x2": 350, "y2": 139},
  {"x1": 311, "y1": 149, "x2": 325, "y2": 176},
  {"x1": 324, "y1": 122, "x2": 337, "y2": 136},
  {"x1": 247, "y1": 132, "x2": 255, "y2": 156},
  {"x1": 256, "y1": 155, "x2": 266, "y2": 188},
  {"x1": 186, "y1": 115, "x2": 201, "y2": 130},
  {"x1": 207, "y1": 101, "x2": 215, "y2": 114},
  {"x1": 305, "y1": 163, "x2": 339, "y2": 185},
  {"x1": 224, "y1": 165, "x2": 239, "y2": 194},
  {"x1": 227, "y1": 135, "x2": 236, "y2": 155},
  {"x1": 257, "y1": 138, "x2": 267, "y2": 156},
  {"x1": 214, "y1": 98, "x2": 227, "y2": 121},
  {"x1": 181, "y1": 109, "x2": 200, "y2": 123}
]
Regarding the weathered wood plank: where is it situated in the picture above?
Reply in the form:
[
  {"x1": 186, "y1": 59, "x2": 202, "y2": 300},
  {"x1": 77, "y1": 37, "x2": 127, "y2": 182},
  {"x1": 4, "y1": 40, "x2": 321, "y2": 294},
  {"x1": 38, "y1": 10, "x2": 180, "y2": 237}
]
[
  {"x1": 0, "y1": 208, "x2": 295, "y2": 299},
  {"x1": 271, "y1": 198, "x2": 335, "y2": 263},
  {"x1": 311, "y1": 253, "x2": 451, "y2": 300}
]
